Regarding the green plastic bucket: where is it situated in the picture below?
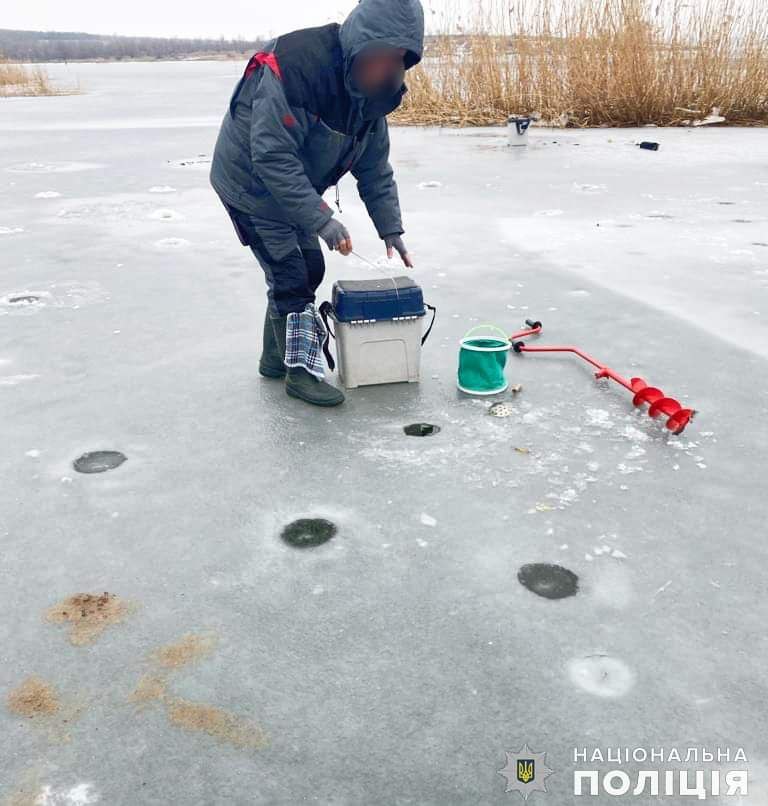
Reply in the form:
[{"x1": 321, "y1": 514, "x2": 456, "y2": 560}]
[{"x1": 457, "y1": 324, "x2": 511, "y2": 395}]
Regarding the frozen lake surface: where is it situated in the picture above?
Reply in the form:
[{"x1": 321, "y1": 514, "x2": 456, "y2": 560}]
[{"x1": 1, "y1": 61, "x2": 767, "y2": 805}]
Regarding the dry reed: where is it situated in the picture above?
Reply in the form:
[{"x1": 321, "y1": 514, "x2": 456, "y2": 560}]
[
  {"x1": 393, "y1": 0, "x2": 768, "y2": 126},
  {"x1": 0, "y1": 58, "x2": 59, "y2": 97}
]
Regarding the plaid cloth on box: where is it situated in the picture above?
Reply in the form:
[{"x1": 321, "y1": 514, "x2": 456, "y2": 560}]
[{"x1": 285, "y1": 303, "x2": 328, "y2": 380}]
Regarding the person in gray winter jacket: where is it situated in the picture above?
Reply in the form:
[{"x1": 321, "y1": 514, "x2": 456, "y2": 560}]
[{"x1": 209, "y1": 0, "x2": 425, "y2": 407}]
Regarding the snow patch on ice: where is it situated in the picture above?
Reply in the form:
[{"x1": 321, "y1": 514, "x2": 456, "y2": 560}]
[
  {"x1": 585, "y1": 408, "x2": 613, "y2": 428},
  {"x1": 0, "y1": 374, "x2": 39, "y2": 386},
  {"x1": 568, "y1": 655, "x2": 635, "y2": 697},
  {"x1": 35, "y1": 782, "x2": 99, "y2": 805},
  {"x1": 6, "y1": 161, "x2": 102, "y2": 173},
  {"x1": 148, "y1": 186, "x2": 177, "y2": 193},
  {"x1": 617, "y1": 463, "x2": 643, "y2": 475},
  {"x1": 619, "y1": 424, "x2": 651, "y2": 442},
  {"x1": 35, "y1": 190, "x2": 62, "y2": 198}
]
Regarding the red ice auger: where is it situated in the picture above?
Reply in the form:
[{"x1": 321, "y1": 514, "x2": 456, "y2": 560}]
[{"x1": 508, "y1": 319, "x2": 696, "y2": 435}]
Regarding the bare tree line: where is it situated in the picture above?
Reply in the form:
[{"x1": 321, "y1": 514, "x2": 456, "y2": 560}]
[{"x1": 0, "y1": 28, "x2": 265, "y2": 62}]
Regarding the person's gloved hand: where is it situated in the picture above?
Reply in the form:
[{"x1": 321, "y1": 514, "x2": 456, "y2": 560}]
[
  {"x1": 384, "y1": 234, "x2": 413, "y2": 268},
  {"x1": 318, "y1": 219, "x2": 353, "y2": 256}
]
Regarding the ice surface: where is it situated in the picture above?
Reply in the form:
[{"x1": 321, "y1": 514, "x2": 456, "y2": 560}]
[{"x1": 1, "y1": 60, "x2": 767, "y2": 805}]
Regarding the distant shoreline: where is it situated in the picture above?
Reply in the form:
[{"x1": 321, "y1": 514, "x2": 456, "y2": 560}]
[{"x1": 19, "y1": 53, "x2": 255, "y2": 64}]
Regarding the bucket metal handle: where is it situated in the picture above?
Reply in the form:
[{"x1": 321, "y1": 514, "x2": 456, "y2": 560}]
[{"x1": 461, "y1": 324, "x2": 510, "y2": 343}]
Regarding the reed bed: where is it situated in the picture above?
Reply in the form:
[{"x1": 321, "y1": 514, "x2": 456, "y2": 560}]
[
  {"x1": 0, "y1": 58, "x2": 59, "y2": 97},
  {"x1": 393, "y1": 0, "x2": 768, "y2": 126}
]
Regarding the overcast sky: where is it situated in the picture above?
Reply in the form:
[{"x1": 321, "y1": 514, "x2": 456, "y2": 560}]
[
  {"x1": 4, "y1": 0, "x2": 444, "y2": 40},
  {"x1": 3, "y1": 0, "x2": 723, "y2": 40}
]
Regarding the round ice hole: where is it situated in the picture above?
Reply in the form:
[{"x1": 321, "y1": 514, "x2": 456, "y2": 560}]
[
  {"x1": 73, "y1": 450, "x2": 127, "y2": 474},
  {"x1": 404, "y1": 423, "x2": 441, "y2": 437},
  {"x1": 567, "y1": 654, "x2": 635, "y2": 697},
  {"x1": 8, "y1": 295, "x2": 41, "y2": 305},
  {"x1": 280, "y1": 518, "x2": 337, "y2": 548},
  {"x1": 518, "y1": 563, "x2": 579, "y2": 599}
]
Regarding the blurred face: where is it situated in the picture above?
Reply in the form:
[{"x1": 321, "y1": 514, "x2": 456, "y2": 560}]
[{"x1": 351, "y1": 46, "x2": 407, "y2": 98}]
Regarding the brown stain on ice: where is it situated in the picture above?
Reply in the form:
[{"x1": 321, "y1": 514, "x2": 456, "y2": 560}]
[
  {"x1": 5, "y1": 677, "x2": 82, "y2": 743},
  {"x1": 164, "y1": 696, "x2": 268, "y2": 750},
  {"x1": 128, "y1": 674, "x2": 167, "y2": 707},
  {"x1": 128, "y1": 631, "x2": 268, "y2": 751},
  {"x1": 6, "y1": 676, "x2": 60, "y2": 718},
  {"x1": 45, "y1": 591, "x2": 132, "y2": 645},
  {"x1": 148, "y1": 631, "x2": 218, "y2": 670}
]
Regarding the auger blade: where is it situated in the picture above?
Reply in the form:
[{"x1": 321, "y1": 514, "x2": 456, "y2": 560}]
[
  {"x1": 515, "y1": 337, "x2": 697, "y2": 435},
  {"x1": 666, "y1": 408, "x2": 696, "y2": 435},
  {"x1": 633, "y1": 386, "x2": 664, "y2": 407},
  {"x1": 648, "y1": 397, "x2": 682, "y2": 418}
]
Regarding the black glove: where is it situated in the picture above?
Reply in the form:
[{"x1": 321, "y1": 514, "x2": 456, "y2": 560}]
[
  {"x1": 383, "y1": 233, "x2": 413, "y2": 268},
  {"x1": 318, "y1": 219, "x2": 352, "y2": 253}
]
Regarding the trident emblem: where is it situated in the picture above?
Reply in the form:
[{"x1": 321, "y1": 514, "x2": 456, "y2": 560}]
[{"x1": 517, "y1": 759, "x2": 535, "y2": 784}]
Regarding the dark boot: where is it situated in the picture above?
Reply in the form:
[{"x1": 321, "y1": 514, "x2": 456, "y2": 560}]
[
  {"x1": 271, "y1": 315, "x2": 345, "y2": 407},
  {"x1": 259, "y1": 310, "x2": 286, "y2": 379}
]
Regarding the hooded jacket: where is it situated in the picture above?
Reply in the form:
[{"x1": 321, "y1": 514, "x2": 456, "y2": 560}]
[{"x1": 209, "y1": 0, "x2": 425, "y2": 262}]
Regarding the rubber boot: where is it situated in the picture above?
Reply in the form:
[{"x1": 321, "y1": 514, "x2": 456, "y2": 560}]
[
  {"x1": 271, "y1": 315, "x2": 345, "y2": 407},
  {"x1": 259, "y1": 309, "x2": 286, "y2": 379}
]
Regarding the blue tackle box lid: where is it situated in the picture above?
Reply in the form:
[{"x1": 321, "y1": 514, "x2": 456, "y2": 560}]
[{"x1": 332, "y1": 276, "x2": 425, "y2": 322}]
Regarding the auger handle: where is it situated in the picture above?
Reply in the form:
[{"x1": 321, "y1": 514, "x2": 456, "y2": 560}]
[{"x1": 525, "y1": 319, "x2": 543, "y2": 330}]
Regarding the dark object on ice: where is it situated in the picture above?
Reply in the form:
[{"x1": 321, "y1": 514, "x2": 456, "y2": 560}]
[
  {"x1": 518, "y1": 563, "x2": 579, "y2": 599},
  {"x1": 404, "y1": 423, "x2": 440, "y2": 437},
  {"x1": 8, "y1": 295, "x2": 41, "y2": 305},
  {"x1": 509, "y1": 319, "x2": 696, "y2": 435},
  {"x1": 280, "y1": 518, "x2": 337, "y2": 548},
  {"x1": 638, "y1": 141, "x2": 659, "y2": 151},
  {"x1": 73, "y1": 451, "x2": 127, "y2": 474}
]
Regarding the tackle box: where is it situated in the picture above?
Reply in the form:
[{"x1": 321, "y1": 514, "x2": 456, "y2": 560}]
[
  {"x1": 332, "y1": 276, "x2": 425, "y2": 322},
  {"x1": 326, "y1": 277, "x2": 434, "y2": 389}
]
